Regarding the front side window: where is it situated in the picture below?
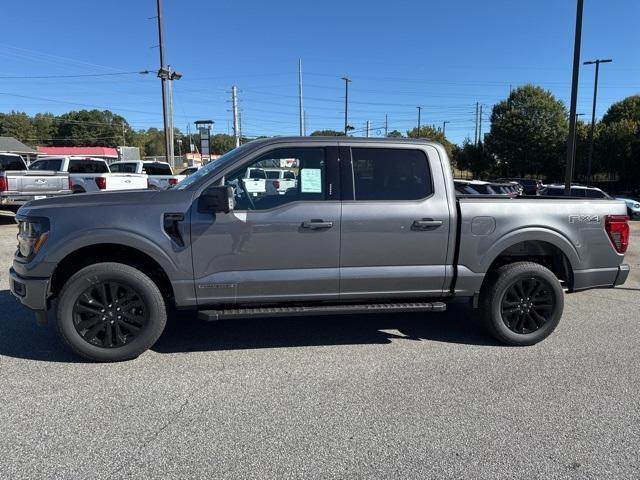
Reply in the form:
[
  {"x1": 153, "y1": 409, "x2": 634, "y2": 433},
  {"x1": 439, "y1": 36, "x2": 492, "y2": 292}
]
[
  {"x1": 224, "y1": 147, "x2": 326, "y2": 211},
  {"x1": 585, "y1": 189, "x2": 606, "y2": 198},
  {"x1": 350, "y1": 148, "x2": 432, "y2": 201},
  {"x1": 110, "y1": 163, "x2": 137, "y2": 173}
]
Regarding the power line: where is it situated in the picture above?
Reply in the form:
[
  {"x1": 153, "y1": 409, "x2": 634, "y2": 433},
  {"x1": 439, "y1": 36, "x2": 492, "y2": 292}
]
[{"x1": 0, "y1": 71, "x2": 151, "y2": 79}]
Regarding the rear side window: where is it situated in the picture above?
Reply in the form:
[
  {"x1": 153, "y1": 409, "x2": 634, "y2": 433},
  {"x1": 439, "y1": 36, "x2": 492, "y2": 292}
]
[
  {"x1": 351, "y1": 148, "x2": 432, "y2": 201},
  {"x1": 68, "y1": 159, "x2": 109, "y2": 174},
  {"x1": 30, "y1": 159, "x2": 62, "y2": 171},
  {"x1": 0, "y1": 155, "x2": 26, "y2": 171},
  {"x1": 248, "y1": 168, "x2": 266, "y2": 179},
  {"x1": 143, "y1": 163, "x2": 173, "y2": 176}
]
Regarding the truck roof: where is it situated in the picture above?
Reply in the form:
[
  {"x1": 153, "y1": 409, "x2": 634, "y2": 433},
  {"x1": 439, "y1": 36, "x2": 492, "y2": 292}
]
[{"x1": 242, "y1": 136, "x2": 443, "y2": 147}]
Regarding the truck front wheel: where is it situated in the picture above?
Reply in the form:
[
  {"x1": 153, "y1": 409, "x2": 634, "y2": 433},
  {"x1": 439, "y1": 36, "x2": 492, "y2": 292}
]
[
  {"x1": 480, "y1": 261, "x2": 564, "y2": 346},
  {"x1": 56, "y1": 262, "x2": 167, "y2": 362}
]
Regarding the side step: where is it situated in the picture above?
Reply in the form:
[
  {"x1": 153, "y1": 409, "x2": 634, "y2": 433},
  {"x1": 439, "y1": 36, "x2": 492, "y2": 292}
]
[{"x1": 198, "y1": 301, "x2": 447, "y2": 321}]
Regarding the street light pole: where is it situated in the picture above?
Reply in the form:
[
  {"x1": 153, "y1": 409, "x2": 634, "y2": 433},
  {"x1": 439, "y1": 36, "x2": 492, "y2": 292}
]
[
  {"x1": 342, "y1": 77, "x2": 351, "y2": 135},
  {"x1": 584, "y1": 58, "x2": 612, "y2": 184},
  {"x1": 416, "y1": 106, "x2": 422, "y2": 133},
  {"x1": 564, "y1": 0, "x2": 584, "y2": 195}
]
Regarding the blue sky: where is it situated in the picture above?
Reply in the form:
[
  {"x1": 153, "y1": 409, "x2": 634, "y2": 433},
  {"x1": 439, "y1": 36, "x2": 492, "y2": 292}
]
[{"x1": 1, "y1": 0, "x2": 639, "y2": 144}]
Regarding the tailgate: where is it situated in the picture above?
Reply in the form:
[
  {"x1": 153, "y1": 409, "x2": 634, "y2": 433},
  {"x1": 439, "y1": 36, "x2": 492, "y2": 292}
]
[
  {"x1": 9, "y1": 171, "x2": 69, "y2": 194},
  {"x1": 108, "y1": 174, "x2": 147, "y2": 190}
]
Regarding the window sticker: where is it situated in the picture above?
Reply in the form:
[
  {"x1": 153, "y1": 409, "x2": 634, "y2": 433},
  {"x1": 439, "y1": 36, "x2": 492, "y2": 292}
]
[{"x1": 300, "y1": 168, "x2": 322, "y2": 193}]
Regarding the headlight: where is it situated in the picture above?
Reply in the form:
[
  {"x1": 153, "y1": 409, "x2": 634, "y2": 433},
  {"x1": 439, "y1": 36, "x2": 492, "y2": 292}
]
[{"x1": 17, "y1": 217, "x2": 50, "y2": 260}]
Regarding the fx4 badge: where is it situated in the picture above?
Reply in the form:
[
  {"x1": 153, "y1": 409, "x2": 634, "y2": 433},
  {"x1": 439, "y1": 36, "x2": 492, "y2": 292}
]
[{"x1": 569, "y1": 215, "x2": 600, "y2": 224}]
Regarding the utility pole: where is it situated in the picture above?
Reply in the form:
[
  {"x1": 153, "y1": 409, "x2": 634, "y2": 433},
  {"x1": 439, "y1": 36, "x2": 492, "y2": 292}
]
[
  {"x1": 474, "y1": 102, "x2": 479, "y2": 145},
  {"x1": 121, "y1": 123, "x2": 126, "y2": 146},
  {"x1": 416, "y1": 106, "x2": 422, "y2": 133},
  {"x1": 564, "y1": 0, "x2": 584, "y2": 195},
  {"x1": 584, "y1": 58, "x2": 612, "y2": 184},
  {"x1": 298, "y1": 59, "x2": 304, "y2": 136},
  {"x1": 342, "y1": 77, "x2": 351, "y2": 135},
  {"x1": 365, "y1": 120, "x2": 370, "y2": 138},
  {"x1": 303, "y1": 110, "x2": 307, "y2": 136},
  {"x1": 384, "y1": 114, "x2": 388, "y2": 137},
  {"x1": 232, "y1": 86, "x2": 239, "y2": 147},
  {"x1": 166, "y1": 66, "x2": 175, "y2": 163},
  {"x1": 238, "y1": 110, "x2": 243, "y2": 144},
  {"x1": 442, "y1": 120, "x2": 449, "y2": 138},
  {"x1": 155, "y1": 0, "x2": 170, "y2": 162},
  {"x1": 478, "y1": 105, "x2": 483, "y2": 143}
]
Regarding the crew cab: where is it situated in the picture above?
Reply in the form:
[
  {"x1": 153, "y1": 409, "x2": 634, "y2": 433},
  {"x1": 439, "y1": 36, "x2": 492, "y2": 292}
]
[
  {"x1": 264, "y1": 168, "x2": 297, "y2": 194},
  {"x1": 109, "y1": 160, "x2": 184, "y2": 190},
  {"x1": 9, "y1": 138, "x2": 630, "y2": 362},
  {"x1": 0, "y1": 153, "x2": 70, "y2": 210},
  {"x1": 29, "y1": 156, "x2": 147, "y2": 193}
]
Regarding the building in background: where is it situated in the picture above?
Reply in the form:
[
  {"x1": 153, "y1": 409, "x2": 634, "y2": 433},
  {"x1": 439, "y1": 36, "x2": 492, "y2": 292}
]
[
  {"x1": 0, "y1": 136, "x2": 37, "y2": 163},
  {"x1": 37, "y1": 146, "x2": 119, "y2": 163}
]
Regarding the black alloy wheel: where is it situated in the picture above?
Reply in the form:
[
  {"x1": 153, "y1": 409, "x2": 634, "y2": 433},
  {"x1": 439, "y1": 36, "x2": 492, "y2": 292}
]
[
  {"x1": 72, "y1": 281, "x2": 149, "y2": 348},
  {"x1": 500, "y1": 277, "x2": 555, "y2": 334}
]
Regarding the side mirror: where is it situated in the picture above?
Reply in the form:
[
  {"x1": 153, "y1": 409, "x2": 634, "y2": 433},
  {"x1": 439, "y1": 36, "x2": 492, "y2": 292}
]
[{"x1": 200, "y1": 186, "x2": 235, "y2": 213}]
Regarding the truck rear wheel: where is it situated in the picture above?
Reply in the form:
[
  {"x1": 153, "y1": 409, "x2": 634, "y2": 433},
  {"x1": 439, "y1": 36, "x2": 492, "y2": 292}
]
[
  {"x1": 480, "y1": 261, "x2": 564, "y2": 346},
  {"x1": 56, "y1": 262, "x2": 167, "y2": 362}
]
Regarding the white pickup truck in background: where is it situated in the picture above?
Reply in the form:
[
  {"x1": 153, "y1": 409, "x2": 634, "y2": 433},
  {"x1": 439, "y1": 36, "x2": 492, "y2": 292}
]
[
  {"x1": 264, "y1": 168, "x2": 297, "y2": 194},
  {"x1": 0, "y1": 153, "x2": 70, "y2": 210},
  {"x1": 109, "y1": 160, "x2": 184, "y2": 190},
  {"x1": 29, "y1": 156, "x2": 147, "y2": 193}
]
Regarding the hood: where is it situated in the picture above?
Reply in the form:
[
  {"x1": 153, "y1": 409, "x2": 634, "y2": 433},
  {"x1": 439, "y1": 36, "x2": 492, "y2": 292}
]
[{"x1": 15, "y1": 189, "x2": 197, "y2": 221}]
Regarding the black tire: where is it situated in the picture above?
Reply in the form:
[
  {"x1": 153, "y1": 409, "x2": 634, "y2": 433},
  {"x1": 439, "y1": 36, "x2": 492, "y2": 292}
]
[
  {"x1": 56, "y1": 262, "x2": 167, "y2": 362},
  {"x1": 480, "y1": 261, "x2": 564, "y2": 346}
]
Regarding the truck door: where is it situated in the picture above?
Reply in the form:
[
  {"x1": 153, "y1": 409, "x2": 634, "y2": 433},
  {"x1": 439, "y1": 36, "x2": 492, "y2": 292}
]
[
  {"x1": 190, "y1": 146, "x2": 341, "y2": 305},
  {"x1": 338, "y1": 145, "x2": 451, "y2": 299}
]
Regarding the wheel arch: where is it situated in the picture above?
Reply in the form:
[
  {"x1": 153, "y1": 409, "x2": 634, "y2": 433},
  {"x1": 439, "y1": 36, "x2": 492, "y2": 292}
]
[{"x1": 50, "y1": 243, "x2": 174, "y2": 302}]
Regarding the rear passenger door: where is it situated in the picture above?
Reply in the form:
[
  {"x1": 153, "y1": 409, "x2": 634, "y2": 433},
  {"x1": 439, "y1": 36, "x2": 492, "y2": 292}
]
[{"x1": 339, "y1": 145, "x2": 452, "y2": 300}]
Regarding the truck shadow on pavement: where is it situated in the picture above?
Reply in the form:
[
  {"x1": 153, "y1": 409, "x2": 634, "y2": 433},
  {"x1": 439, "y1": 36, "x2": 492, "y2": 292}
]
[
  {"x1": 152, "y1": 302, "x2": 502, "y2": 354},
  {"x1": 0, "y1": 289, "x2": 501, "y2": 363}
]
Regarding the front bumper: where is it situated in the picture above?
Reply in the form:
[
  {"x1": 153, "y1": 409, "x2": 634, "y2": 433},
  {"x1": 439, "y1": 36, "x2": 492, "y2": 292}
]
[{"x1": 9, "y1": 268, "x2": 49, "y2": 312}]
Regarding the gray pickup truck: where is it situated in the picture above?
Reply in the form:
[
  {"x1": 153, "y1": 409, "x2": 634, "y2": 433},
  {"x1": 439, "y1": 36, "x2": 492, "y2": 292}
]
[{"x1": 9, "y1": 137, "x2": 631, "y2": 361}]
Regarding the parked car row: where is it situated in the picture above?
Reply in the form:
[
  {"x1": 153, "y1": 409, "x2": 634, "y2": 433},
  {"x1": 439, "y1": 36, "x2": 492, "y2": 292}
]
[
  {"x1": 0, "y1": 154, "x2": 187, "y2": 211},
  {"x1": 539, "y1": 183, "x2": 640, "y2": 219}
]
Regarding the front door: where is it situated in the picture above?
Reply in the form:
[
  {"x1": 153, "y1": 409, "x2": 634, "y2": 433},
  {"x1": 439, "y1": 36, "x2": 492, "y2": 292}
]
[
  {"x1": 191, "y1": 146, "x2": 341, "y2": 305},
  {"x1": 339, "y1": 145, "x2": 452, "y2": 300}
]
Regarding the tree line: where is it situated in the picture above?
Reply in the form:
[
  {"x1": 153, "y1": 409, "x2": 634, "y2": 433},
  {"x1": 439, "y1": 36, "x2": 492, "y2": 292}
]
[{"x1": 1, "y1": 86, "x2": 638, "y2": 187}]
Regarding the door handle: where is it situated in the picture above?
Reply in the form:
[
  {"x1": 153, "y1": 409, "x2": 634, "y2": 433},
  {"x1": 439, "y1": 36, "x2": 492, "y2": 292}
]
[
  {"x1": 301, "y1": 219, "x2": 334, "y2": 230},
  {"x1": 411, "y1": 218, "x2": 443, "y2": 231}
]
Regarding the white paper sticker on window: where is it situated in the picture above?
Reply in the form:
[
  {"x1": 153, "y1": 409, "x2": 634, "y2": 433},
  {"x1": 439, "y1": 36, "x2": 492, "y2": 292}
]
[{"x1": 300, "y1": 168, "x2": 322, "y2": 193}]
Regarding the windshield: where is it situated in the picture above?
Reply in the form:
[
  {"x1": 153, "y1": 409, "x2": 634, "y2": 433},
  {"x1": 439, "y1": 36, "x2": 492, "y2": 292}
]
[{"x1": 174, "y1": 143, "x2": 254, "y2": 190}]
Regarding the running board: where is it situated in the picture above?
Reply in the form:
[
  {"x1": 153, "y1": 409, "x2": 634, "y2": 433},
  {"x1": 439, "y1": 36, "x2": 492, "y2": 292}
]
[{"x1": 198, "y1": 301, "x2": 447, "y2": 321}]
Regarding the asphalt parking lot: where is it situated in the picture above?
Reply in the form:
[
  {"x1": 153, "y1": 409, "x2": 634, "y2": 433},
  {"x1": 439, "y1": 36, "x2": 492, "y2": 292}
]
[{"x1": 0, "y1": 212, "x2": 639, "y2": 479}]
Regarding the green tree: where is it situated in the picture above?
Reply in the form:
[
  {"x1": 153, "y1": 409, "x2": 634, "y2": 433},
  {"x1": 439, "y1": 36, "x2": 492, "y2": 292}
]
[
  {"x1": 386, "y1": 130, "x2": 403, "y2": 138},
  {"x1": 452, "y1": 139, "x2": 495, "y2": 178},
  {"x1": 602, "y1": 95, "x2": 640, "y2": 124},
  {"x1": 32, "y1": 113, "x2": 58, "y2": 145},
  {"x1": 310, "y1": 130, "x2": 345, "y2": 136},
  {"x1": 210, "y1": 134, "x2": 236, "y2": 155},
  {"x1": 0, "y1": 111, "x2": 35, "y2": 143},
  {"x1": 485, "y1": 85, "x2": 568, "y2": 179},
  {"x1": 406, "y1": 125, "x2": 454, "y2": 158},
  {"x1": 55, "y1": 109, "x2": 130, "y2": 147}
]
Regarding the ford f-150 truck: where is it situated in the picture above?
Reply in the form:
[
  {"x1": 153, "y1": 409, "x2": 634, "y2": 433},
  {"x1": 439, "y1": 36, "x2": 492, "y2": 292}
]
[
  {"x1": 9, "y1": 138, "x2": 631, "y2": 362},
  {"x1": 30, "y1": 156, "x2": 147, "y2": 193},
  {"x1": 108, "y1": 160, "x2": 184, "y2": 190}
]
